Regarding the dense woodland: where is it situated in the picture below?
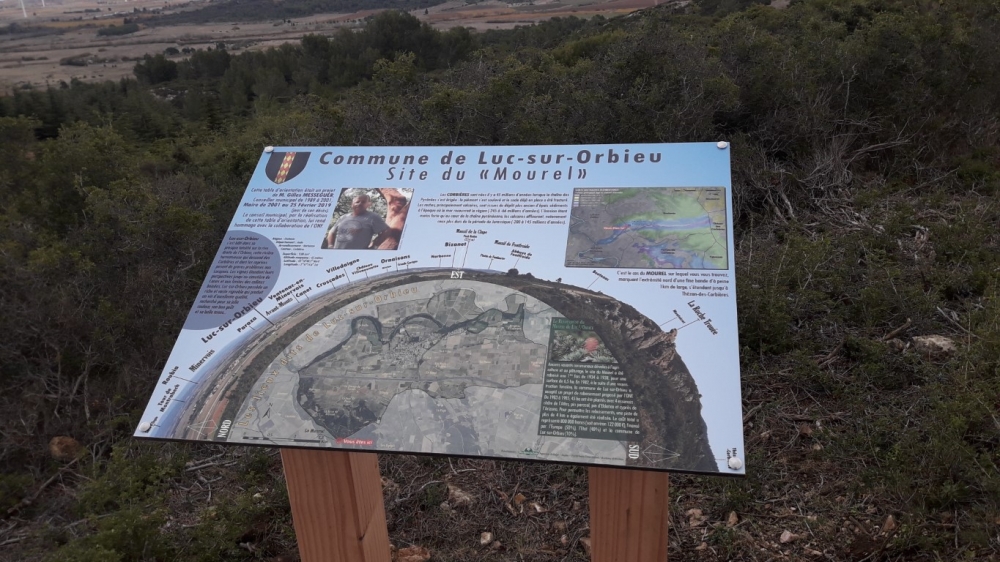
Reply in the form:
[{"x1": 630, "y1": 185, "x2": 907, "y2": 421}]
[
  {"x1": 141, "y1": 0, "x2": 447, "y2": 26},
  {"x1": 1, "y1": 0, "x2": 999, "y2": 559}
]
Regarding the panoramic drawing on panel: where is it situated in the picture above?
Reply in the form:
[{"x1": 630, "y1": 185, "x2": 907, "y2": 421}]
[{"x1": 170, "y1": 270, "x2": 717, "y2": 472}]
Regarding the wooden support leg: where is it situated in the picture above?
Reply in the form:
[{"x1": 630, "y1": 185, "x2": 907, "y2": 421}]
[
  {"x1": 588, "y1": 467, "x2": 670, "y2": 562},
  {"x1": 281, "y1": 449, "x2": 390, "y2": 562}
]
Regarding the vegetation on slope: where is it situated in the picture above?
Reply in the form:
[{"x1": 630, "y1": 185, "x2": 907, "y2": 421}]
[{"x1": 1, "y1": 2, "x2": 998, "y2": 559}]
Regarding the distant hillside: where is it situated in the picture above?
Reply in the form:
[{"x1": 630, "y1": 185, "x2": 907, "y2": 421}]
[{"x1": 143, "y1": 0, "x2": 447, "y2": 25}]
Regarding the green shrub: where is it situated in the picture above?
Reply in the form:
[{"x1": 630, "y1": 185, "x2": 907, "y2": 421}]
[{"x1": 97, "y1": 23, "x2": 140, "y2": 37}]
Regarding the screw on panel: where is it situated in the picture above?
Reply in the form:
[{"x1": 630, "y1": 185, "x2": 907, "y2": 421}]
[
  {"x1": 717, "y1": 141, "x2": 729, "y2": 149},
  {"x1": 264, "y1": 146, "x2": 274, "y2": 153},
  {"x1": 727, "y1": 457, "x2": 743, "y2": 470},
  {"x1": 139, "y1": 422, "x2": 152, "y2": 433}
]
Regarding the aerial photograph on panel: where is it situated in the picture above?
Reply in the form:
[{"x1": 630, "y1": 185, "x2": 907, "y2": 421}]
[{"x1": 170, "y1": 269, "x2": 718, "y2": 473}]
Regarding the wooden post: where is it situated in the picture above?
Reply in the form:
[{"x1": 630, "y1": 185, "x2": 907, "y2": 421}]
[
  {"x1": 588, "y1": 467, "x2": 670, "y2": 561},
  {"x1": 281, "y1": 449, "x2": 391, "y2": 562}
]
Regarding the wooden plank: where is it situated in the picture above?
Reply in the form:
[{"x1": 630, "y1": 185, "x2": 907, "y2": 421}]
[
  {"x1": 281, "y1": 449, "x2": 390, "y2": 562},
  {"x1": 588, "y1": 467, "x2": 670, "y2": 562}
]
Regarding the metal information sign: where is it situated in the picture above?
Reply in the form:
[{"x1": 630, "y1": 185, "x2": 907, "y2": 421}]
[{"x1": 136, "y1": 142, "x2": 744, "y2": 475}]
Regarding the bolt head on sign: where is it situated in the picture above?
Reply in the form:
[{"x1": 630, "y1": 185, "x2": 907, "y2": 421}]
[
  {"x1": 264, "y1": 146, "x2": 274, "y2": 153},
  {"x1": 717, "y1": 141, "x2": 729, "y2": 149},
  {"x1": 139, "y1": 422, "x2": 152, "y2": 433},
  {"x1": 728, "y1": 457, "x2": 743, "y2": 470}
]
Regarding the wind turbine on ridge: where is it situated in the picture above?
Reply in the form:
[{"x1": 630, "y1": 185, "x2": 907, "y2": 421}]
[{"x1": 16, "y1": 0, "x2": 47, "y2": 19}]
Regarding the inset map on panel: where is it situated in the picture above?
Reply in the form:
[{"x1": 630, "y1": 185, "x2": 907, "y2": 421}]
[{"x1": 565, "y1": 188, "x2": 728, "y2": 269}]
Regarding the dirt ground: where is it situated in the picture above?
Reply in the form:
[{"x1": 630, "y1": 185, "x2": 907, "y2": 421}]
[{"x1": 0, "y1": 0, "x2": 663, "y2": 92}]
